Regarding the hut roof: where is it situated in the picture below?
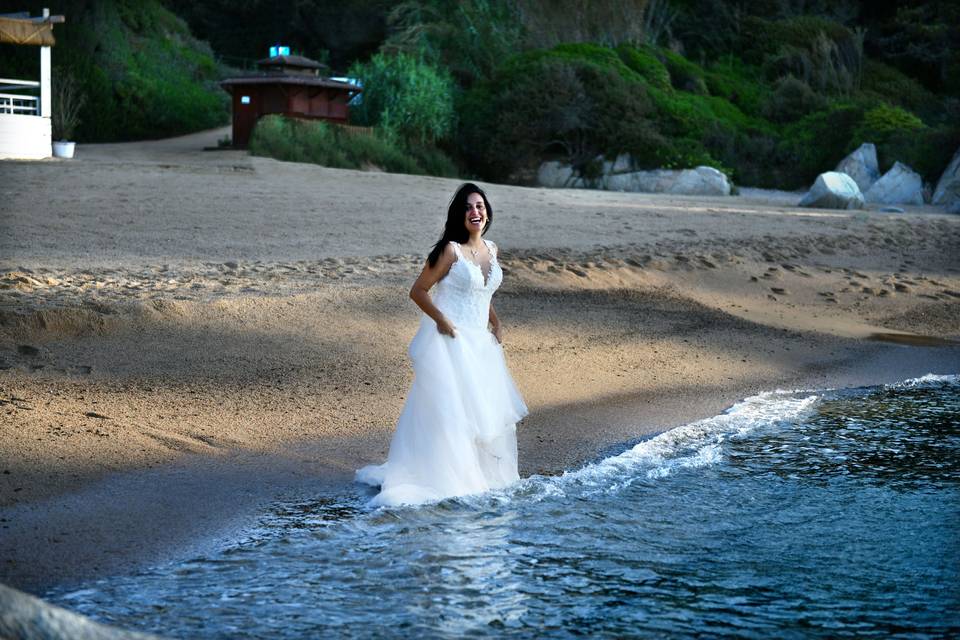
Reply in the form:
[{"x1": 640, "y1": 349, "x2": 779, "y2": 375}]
[
  {"x1": 0, "y1": 11, "x2": 65, "y2": 46},
  {"x1": 220, "y1": 75, "x2": 361, "y2": 92},
  {"x1": 255, "y1": 54, "x2": 327, "y2": 71}
]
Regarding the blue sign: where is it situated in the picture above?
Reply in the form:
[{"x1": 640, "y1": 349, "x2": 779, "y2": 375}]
[{"x1": 269, "y1": 45, "x2": 290, "y2": 58}]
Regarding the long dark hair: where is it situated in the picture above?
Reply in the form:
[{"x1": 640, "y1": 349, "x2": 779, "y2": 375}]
[{"x1": 426, "y1": 183, "x2": 493, "y2": 267}]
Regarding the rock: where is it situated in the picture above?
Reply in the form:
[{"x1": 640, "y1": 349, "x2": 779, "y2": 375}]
[
  {"x1": 864, "y1": 162, "x2": 924, "y2": 206},
  {"x1": 536, "y1": 161, "x2": 576, "y2": 188},
  {"x1": 799, "y1": 171, "x2": 865, "y2": 210},
  {"x1": 835, "y1": 143, "x2": 880, "y2": 193},
  {"x1": 0, "y1": 583, "x2": 163, "y2": 639},
  {"x1": 878, "y1": 206, "x2": 905, "y2": 213},
  {"x1": 603, "y1": 153, "x2": 632, "y2": 174},
  {"x1": 539, "y1": 158, "x2": 730, "y2": 195},
  {"x1": 933, "y1": 147, "x2": 960, "y2": 211},
  {"x1": 605, "y1": 169, "x2": 669, "y2": 192},
  {"x1": 668, "y1": 166, "x2": 731, "y2": 196}
]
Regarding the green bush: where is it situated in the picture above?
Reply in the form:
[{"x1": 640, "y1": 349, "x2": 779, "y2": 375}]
[
  {"x1": 660, "y1": 49, "x2": 708, "y2": 94},
  {"x1": 704, "y1": 57, "x2": 770, "y2": 118},
  {"x1": 781, "y1": 102, "x2": 865, "y2": 186},
  {"x1": 348, "y1": 52, "x2": 456, "y2": 145},
  {"x1": 762, "y1": 76, "x2": 827, "y2": 123},
  {"x1": 852, "y1": 104, "x2": 925, "y2": 148},
  {"x1": 616, "y1": 44, "x2": 671, "y2": 91},
  {"x1": 860, "y1": 61, "x2": 939, "y2": 116},
  {"x1": 249, "y1": 115, "x2": 458, "y2": 177},
  {"x1": 740, "y1": 15, "x2": 856, "y2": 65},
  {"x1": 458, "y1": 54, "x2": 663, "y2": 181}
]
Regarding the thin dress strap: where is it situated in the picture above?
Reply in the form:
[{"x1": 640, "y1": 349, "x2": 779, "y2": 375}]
[
  {"x1": 484, "y1": 239, "x2": 497, "y2": 259},
  {"x1": 449, "y1": 241, "x2": 463, "y2": 260}
]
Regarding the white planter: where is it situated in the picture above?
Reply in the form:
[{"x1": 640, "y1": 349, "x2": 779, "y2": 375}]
[{"x1": 52, "y1": 140, "x2": 75, "y2": 159}]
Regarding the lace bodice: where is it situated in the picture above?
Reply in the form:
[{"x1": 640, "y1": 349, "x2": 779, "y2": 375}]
[{"x1": 432, "y1": 240, "x2": 502, "y2": 329}]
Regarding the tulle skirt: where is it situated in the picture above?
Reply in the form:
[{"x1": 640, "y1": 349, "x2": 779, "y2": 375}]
[{"x1": 356, "y1": 316, "x2": 527, "y2": 507}]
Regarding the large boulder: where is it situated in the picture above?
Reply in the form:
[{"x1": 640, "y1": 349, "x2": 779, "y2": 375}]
[
  {"x1": 864, "y1": 161, "x2": 924, "y2": 206},
  {"x1": 668, "y1": 166, "x2": 732, "y2": 196},
  {"x1": 605, "y1": 168, "x2": 677, "y2": 192},
  {"x1": 541, "y1": 158, "x2": 732, "y2": 196},
  {"x1": 536, "y1": 161, "x2": 576, "y2": 188},
  {"x1": 933, "y1": 147, "x2": 960, "y2": 212},
  {"x1": 799, "y1": 171, "x2": 865, "y2": 210},
  {"x1": 835, "y1": 142, "x2": 880, "y2": 192}
]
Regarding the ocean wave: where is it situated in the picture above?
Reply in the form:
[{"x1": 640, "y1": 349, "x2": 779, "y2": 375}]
[
  {"x1": 474, "y1": 372, "x2": 959, "y2": 507},
  {"x1": 474, "y1": 390, "x2": 822, "y2": 506}
]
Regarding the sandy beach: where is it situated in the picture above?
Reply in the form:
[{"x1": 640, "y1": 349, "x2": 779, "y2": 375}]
[{"x1": 1, "y1": 127, "x2": 958, "y2": 592}]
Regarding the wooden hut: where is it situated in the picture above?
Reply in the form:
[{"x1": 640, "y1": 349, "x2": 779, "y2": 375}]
[{"x1": 221, "y1": 54, "x2": 361, "y2": 148}]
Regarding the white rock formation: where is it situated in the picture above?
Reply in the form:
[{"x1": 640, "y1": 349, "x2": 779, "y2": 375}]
[
  {"x1": 798, "y1": 171, "x2": 865, "y2": 210},
  {"x1": 933, "y1": 147, "x2": 960, "y2": 212},
  {"x1": 835, "y1": 142, "x2": 880, "y2": 193},
  {"x1": 668, "y1": 166, "x2": 732, "y2": 196},
  {"x1": 864, "y1": 161, "x2": 924, "y2": 206},
  {"x1": 536, "y1": 161, "x2": 576, "y2": 188},
  {"x1": 539, "y1": 158, "x2": 731, "y2": 196}
]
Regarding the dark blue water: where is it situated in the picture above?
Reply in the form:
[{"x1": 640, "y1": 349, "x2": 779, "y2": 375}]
[{"x1": 49, "y1": 375, "x2": 960, "y2": 638}]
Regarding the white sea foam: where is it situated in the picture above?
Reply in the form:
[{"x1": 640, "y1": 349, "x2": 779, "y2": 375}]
[
  {"x1": 892, "y1": 373, "x2": 959, "y2": 388},
  {"x1": 485, "y1": 391, "x2": 822, "y2": 505}
]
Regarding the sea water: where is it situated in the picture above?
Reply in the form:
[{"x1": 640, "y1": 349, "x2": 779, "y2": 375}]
[{"x1": 49, "y1": 375, "x2": 960, "y2": 638}]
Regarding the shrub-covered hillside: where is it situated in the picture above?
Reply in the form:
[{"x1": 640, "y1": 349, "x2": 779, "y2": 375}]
[
  {"x1": 443, "y1": 1, "x2": 959, "y2": 189},
  {"x1": 0, "y1": 0, "x2": 228, "y2": 141},
  {"x1": 238, "y1": 0, "x2": 959, "y2": 189},
  {"x1": 3, "y1": 0, "x2": 955, "y2": 190}
]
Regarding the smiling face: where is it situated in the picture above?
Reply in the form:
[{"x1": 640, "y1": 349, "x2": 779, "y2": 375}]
[{"x1": 464, "y1": 192, "x2": 487, "y2": 234}]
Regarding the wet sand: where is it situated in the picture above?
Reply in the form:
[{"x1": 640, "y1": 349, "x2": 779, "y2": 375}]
[{"x1": 1, "y1": 128, "x2": 958, "y2": 591}]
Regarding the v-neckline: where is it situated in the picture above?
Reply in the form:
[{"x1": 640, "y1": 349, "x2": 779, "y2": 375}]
[{"x1": 458, "y1": 241, "x2": 493, "y2": 287}]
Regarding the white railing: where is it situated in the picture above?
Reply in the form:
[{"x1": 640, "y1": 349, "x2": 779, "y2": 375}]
[{"x1": 0, "y1": 78, "x2": 41, "y2": 116}]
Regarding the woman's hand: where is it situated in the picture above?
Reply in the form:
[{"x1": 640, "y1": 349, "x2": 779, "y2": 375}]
[
  {"x1": 437, "y1": 315, "x2": 457, "y2": 338},
  {"x1": 490, "y1": 322, "x2": 502, "y2": 344}
]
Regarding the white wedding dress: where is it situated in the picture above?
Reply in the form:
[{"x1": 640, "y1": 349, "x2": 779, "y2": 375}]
[{"x1": 356, "y1": 240, "x2": 527, "y2": 507}]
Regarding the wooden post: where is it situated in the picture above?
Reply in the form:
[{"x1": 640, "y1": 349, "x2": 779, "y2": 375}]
[{"x1": 40, "y1": 7, "x2": 51, "y2": 118}]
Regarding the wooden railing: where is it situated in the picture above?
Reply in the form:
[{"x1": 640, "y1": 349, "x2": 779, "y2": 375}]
[{"x1": 0, "y1": 78, "x2": 40, "y2": 116}]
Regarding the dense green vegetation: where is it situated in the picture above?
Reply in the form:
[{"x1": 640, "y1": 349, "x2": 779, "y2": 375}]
[
  {"x1": 0, "y1": 0, "x2": 228, "y2": 141},
  {"x1": 3, "y1": 0, "x2": 956, "y2": 189},
  {"x1": 249, "y1": 115, "x2": 458, "y2": 178}
]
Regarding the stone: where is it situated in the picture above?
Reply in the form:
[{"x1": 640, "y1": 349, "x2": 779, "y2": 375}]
[
  {"x1": 835, "y1": 142, "x2": 880, "y2": 193},
  {"x1": 878, "y1": 206, "x2": 905, "y2": 213},
  {"x1": 933, "y1": 147, "x2": 960, "y2": 211},
  {"x1": 799, "y1": 171, "x2": 865, "y2": 210},
  {"x1": 0, "y1": 583, "x2": 162, "y2": 639},
  {"x1": 864, "y1": 161, "x2": 924, "y2": 206},
  {"x1": 540, "y1": 160, "x2": 730, "y2": 195},
  {"x1": 536, "y1": 161, "x2": 576, "y2": 188},
  {"x1": 605, "y1": 153, "x2": 632, "y2": 174},
  {"x1": 667, "y1": 166, "x2": 731, "y2": 196}
]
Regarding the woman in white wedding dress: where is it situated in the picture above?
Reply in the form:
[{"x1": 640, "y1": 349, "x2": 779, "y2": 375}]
[{"x1": 356, "y1": 183, "x2": 527, "y2": 507}]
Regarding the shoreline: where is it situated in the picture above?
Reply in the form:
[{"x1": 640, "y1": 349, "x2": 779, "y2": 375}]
[{"x1": 3, "y1": 338, "x2": 957, "y2": 594}]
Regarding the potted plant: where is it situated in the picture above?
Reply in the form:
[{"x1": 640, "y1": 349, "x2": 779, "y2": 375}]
[{"x1": 51, "y1": 72, "x2": 85, "y2": 159}]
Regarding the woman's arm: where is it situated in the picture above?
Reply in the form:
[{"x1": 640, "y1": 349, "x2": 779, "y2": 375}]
[
  {"x1": 410, "y1": 242, "x2": 458, "y2": 337},
  {"x1": 488, "y1": 302, "x2": 502, "y2": 343}
]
